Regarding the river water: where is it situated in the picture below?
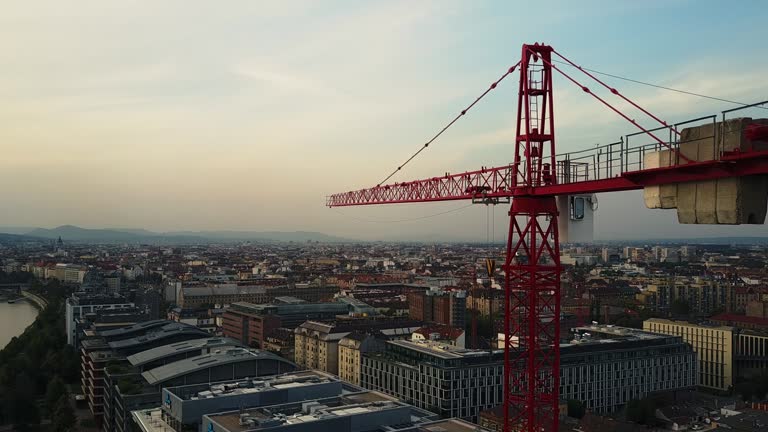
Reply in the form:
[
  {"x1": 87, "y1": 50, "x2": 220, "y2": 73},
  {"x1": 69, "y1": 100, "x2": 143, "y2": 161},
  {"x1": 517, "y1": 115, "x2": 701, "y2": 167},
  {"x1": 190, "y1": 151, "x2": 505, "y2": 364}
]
[{"x1": 0, "y1": 300, "x2": 39, "y2": 349}]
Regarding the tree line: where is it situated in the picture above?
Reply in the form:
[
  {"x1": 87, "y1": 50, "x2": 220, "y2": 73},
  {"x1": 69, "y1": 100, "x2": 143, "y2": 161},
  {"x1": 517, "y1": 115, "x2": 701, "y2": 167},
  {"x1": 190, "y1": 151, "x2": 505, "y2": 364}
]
[{"x1": 0, "y1": 273, "x2": 79, "y2": 431}]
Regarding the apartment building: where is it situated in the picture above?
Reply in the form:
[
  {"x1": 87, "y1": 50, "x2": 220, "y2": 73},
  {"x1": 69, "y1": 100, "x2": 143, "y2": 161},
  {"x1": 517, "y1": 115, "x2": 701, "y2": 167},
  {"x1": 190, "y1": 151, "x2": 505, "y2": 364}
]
[{"x1": 294, "y1": 319, "x2": 421, "y2": 375}]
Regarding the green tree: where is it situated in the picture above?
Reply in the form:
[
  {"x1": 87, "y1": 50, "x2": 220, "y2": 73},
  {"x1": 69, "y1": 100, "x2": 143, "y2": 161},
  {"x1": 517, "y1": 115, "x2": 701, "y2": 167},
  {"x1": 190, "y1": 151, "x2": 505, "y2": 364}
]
[
  {"x1": 626, "y1": 399, "x2": 641, "y2": 423},
  {"x1": 51, "y1": 394, "x2": 75, "y2": 432},
  {"x1": 671, "y1": 299, "x2": 690, "y2": 316},
  {"x1": 625, "y1": 397, "x2": 658, "y2": 425},
  {"x1": 567, "y1": 399, "x2": 585, "y2": 419},
  {"x1": 45, "y1": 376, "x2": 68, "y2": 414},
  {"x1": 0, "y1": 285, "x2": 84, "y2": 428},
  {"x1": 5, "y1": 393, "x2": 40, "y2": 429},
  {"x1": 736, "y1": 381, "x2": 756, "y2": 401}
]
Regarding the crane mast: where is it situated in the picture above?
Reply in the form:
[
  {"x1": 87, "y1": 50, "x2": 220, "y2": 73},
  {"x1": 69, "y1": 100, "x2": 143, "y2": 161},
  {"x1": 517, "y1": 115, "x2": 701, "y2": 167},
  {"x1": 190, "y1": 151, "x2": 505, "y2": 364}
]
[{"x1": 503, "y1": 43, "x2": 561, "y2": 432}]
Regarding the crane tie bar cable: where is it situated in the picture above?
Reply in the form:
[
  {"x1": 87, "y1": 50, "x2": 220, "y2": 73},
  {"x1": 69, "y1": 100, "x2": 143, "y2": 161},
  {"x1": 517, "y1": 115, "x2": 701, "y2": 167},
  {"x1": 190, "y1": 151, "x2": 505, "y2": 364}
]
[
  {"x1": 550, "y1": 59, "x2": 768, "y2": 110},
  {"x1": 531, "y1": 47, "x2": 694, "y2": 164},
  {"x1": 552, "y1": 49, "x2": 681, "y2": 136},
  {"x1": 377, "y1": 61, "x2": 521, "y2": 187}
]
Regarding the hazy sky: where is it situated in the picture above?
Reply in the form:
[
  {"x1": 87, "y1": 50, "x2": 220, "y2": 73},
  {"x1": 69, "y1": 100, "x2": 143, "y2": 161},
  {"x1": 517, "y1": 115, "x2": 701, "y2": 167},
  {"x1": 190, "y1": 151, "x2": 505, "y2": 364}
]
[{"x1": 2, "y1": 0, "x2": 768, "y2": 241}]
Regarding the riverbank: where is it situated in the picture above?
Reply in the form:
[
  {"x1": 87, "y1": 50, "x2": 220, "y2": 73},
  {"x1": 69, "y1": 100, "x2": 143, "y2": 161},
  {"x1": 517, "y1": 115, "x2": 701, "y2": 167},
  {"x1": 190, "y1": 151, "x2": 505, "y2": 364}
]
[
  {"x1": 0, "y1": 301, "x2": 39, "y2": 350},
  {"x1": 0, "y1": 297, "x2": 80, "y2": 427},
  {"x1": 20, "y1": 290, "x2": 48, "y2": 310}
]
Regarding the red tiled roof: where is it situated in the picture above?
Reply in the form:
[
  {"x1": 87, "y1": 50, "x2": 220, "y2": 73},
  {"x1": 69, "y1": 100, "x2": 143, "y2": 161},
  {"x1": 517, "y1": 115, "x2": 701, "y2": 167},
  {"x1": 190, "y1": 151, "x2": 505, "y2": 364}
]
[
  {"x1": 414, "y1": 324, "x2": 464, "y2": 340},
  {"x1": 711, "y1": 313, "x2": 768, "y2": 326}
]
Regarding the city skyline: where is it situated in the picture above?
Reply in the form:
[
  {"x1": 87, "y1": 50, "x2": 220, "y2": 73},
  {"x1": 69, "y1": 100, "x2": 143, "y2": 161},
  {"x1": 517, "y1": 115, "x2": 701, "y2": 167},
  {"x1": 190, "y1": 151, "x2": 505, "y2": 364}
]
[{"x1": 2, "y1": 0, "x2": 768, "y2": 242}]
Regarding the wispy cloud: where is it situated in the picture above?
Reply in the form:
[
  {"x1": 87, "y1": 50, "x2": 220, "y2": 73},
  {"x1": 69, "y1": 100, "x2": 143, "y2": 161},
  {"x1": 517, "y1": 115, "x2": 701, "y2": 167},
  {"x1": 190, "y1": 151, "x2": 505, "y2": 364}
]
[{"x1": 0, "y1": 0, "x2": 766, "y2": 239}]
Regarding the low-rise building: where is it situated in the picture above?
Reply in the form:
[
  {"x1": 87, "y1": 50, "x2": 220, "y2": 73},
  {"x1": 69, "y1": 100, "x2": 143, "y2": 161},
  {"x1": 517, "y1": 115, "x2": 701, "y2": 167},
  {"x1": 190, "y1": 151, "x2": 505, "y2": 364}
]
[
  {"x1": 294, "y1": 319, "x2": 421, "y2": 375},
  {"x1": 338, "y1": 333, "x2": 385, "y2": 386}
]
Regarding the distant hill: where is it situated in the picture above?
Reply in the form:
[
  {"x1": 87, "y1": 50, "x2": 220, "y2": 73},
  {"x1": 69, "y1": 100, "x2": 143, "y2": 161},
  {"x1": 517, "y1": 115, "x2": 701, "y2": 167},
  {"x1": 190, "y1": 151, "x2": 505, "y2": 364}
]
[
  {"x1": 168, "y1": 230, "x2": 352, "y2": 243},
  {"x1": 28, "y1": 225, "x2": 146, "y2": 242},
  {"x1": 0, "y1": 232, "x2": 45, "y2": 243},
  {"x1": 18, "y1": 225, "x2": 354, "y2": 244},
  {"x1": 0, "y1": 226, "x2": 38, "y2": 235},
  {"x1": 602, "y1": 236, "x2": 768, "y2": 245}
]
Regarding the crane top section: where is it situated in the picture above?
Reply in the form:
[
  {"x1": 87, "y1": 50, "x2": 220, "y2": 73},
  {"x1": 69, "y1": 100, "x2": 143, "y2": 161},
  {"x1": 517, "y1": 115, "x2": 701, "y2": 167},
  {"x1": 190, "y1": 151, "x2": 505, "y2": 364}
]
[{"x1": 326, "y1": 43, "x2": 768, "y2": 207}]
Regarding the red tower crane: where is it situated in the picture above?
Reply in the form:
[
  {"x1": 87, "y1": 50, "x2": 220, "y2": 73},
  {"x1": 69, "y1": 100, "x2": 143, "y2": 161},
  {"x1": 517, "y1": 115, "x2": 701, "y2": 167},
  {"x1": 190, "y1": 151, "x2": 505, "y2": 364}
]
[{"x1": 327, "y1": 43, "x2": 768, "y2": 432}]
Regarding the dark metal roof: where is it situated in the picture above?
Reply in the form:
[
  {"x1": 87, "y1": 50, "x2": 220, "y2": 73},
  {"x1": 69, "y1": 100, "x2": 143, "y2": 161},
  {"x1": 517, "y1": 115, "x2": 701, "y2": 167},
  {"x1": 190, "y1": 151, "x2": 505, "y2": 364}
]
[
  {"x1": 107, "y1": 322, "x2": 208, "y2": 350},
  {"x1": 126, "y1": 337, "x2": 243, "y2": 367},
  {"x1": 141, "y1": 348, "x2": 295, "y2": 385}
]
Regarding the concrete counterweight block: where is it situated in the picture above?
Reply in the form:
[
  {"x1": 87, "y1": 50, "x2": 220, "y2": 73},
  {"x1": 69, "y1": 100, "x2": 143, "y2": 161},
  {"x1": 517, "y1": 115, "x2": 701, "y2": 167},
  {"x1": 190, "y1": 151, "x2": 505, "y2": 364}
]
[
  {"x1": 676, "y1": 122, "x2": 718, "y2": 224},
  {"x1": 643, "y1": 149, "x2": 678, "y2": 209},
  {"x1": 716, "y1": 118, "x2": 768, "y2": 224},
  {"x1": 675, "y1": 118, "x2": 768, "y2": 224}
]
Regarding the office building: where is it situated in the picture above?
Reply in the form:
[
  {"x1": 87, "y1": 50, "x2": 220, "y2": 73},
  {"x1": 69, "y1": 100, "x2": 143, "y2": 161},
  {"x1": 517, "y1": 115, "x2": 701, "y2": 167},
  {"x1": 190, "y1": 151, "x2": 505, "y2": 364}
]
[
  {"x1": 202, "y1": 390, "x2": 439, "y2": 432},
  {"x1": 134, "y1": 371, "x2": 346, "y2": 431},
  {"x1": 644, "y1": 318, "x2": 734, "y2": 392},
  {"x1": 559, "y1": 325, "x2": 695, "y2": 412},
  {"x1": 133, "y1": 383, "x2": 481, "y2": 432},
  {"x1": 106, "y1": 347, "x2": 296, "y2": 432},
  {"x1": 362, "y1": 339, "x2": 504, "y2": 421},
  {"x1": 361, "y1": 325, "x2": 694, "y2": 421}
]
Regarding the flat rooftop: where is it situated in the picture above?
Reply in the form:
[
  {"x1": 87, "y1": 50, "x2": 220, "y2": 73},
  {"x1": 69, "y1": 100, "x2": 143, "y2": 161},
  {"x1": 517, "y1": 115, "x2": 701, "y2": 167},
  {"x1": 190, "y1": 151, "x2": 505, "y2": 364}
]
[
  {"x1": 133, "y1": 402, "x2": 480, "y2": 432},
  {"x1": 87, "y1": 350, "x2": 123, "y2": 363},
  {"x1": 207, "y1": 391, "x2": 433, "y2": 432},
  {"x1": 714, "y1": 408, "x2": 768, "y2": 430},
  {"x1": 644, "y1": 318, "x2": 735, "y2": 331},
  {"x1": 387, "y1": 339, "x2": 499, "y2": 360},
  {"x1": 182, "y1": 285, "x2": 270, "y2": 297},
  {"x1": 131, "y1": 408, "x2": 173, "y2": 432},
  {"x1": 566, "y1": 324, "x2": 667, "y2": 343},
  {"x1": 412, "y1": 419, "x2": 490, "y2": 432},
  {"x1": 560, "y1": 324, "x2": 684, "y2": 351},
  {"x1": 172, "y1": 370, "x2": 339, "y2": 401}
]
